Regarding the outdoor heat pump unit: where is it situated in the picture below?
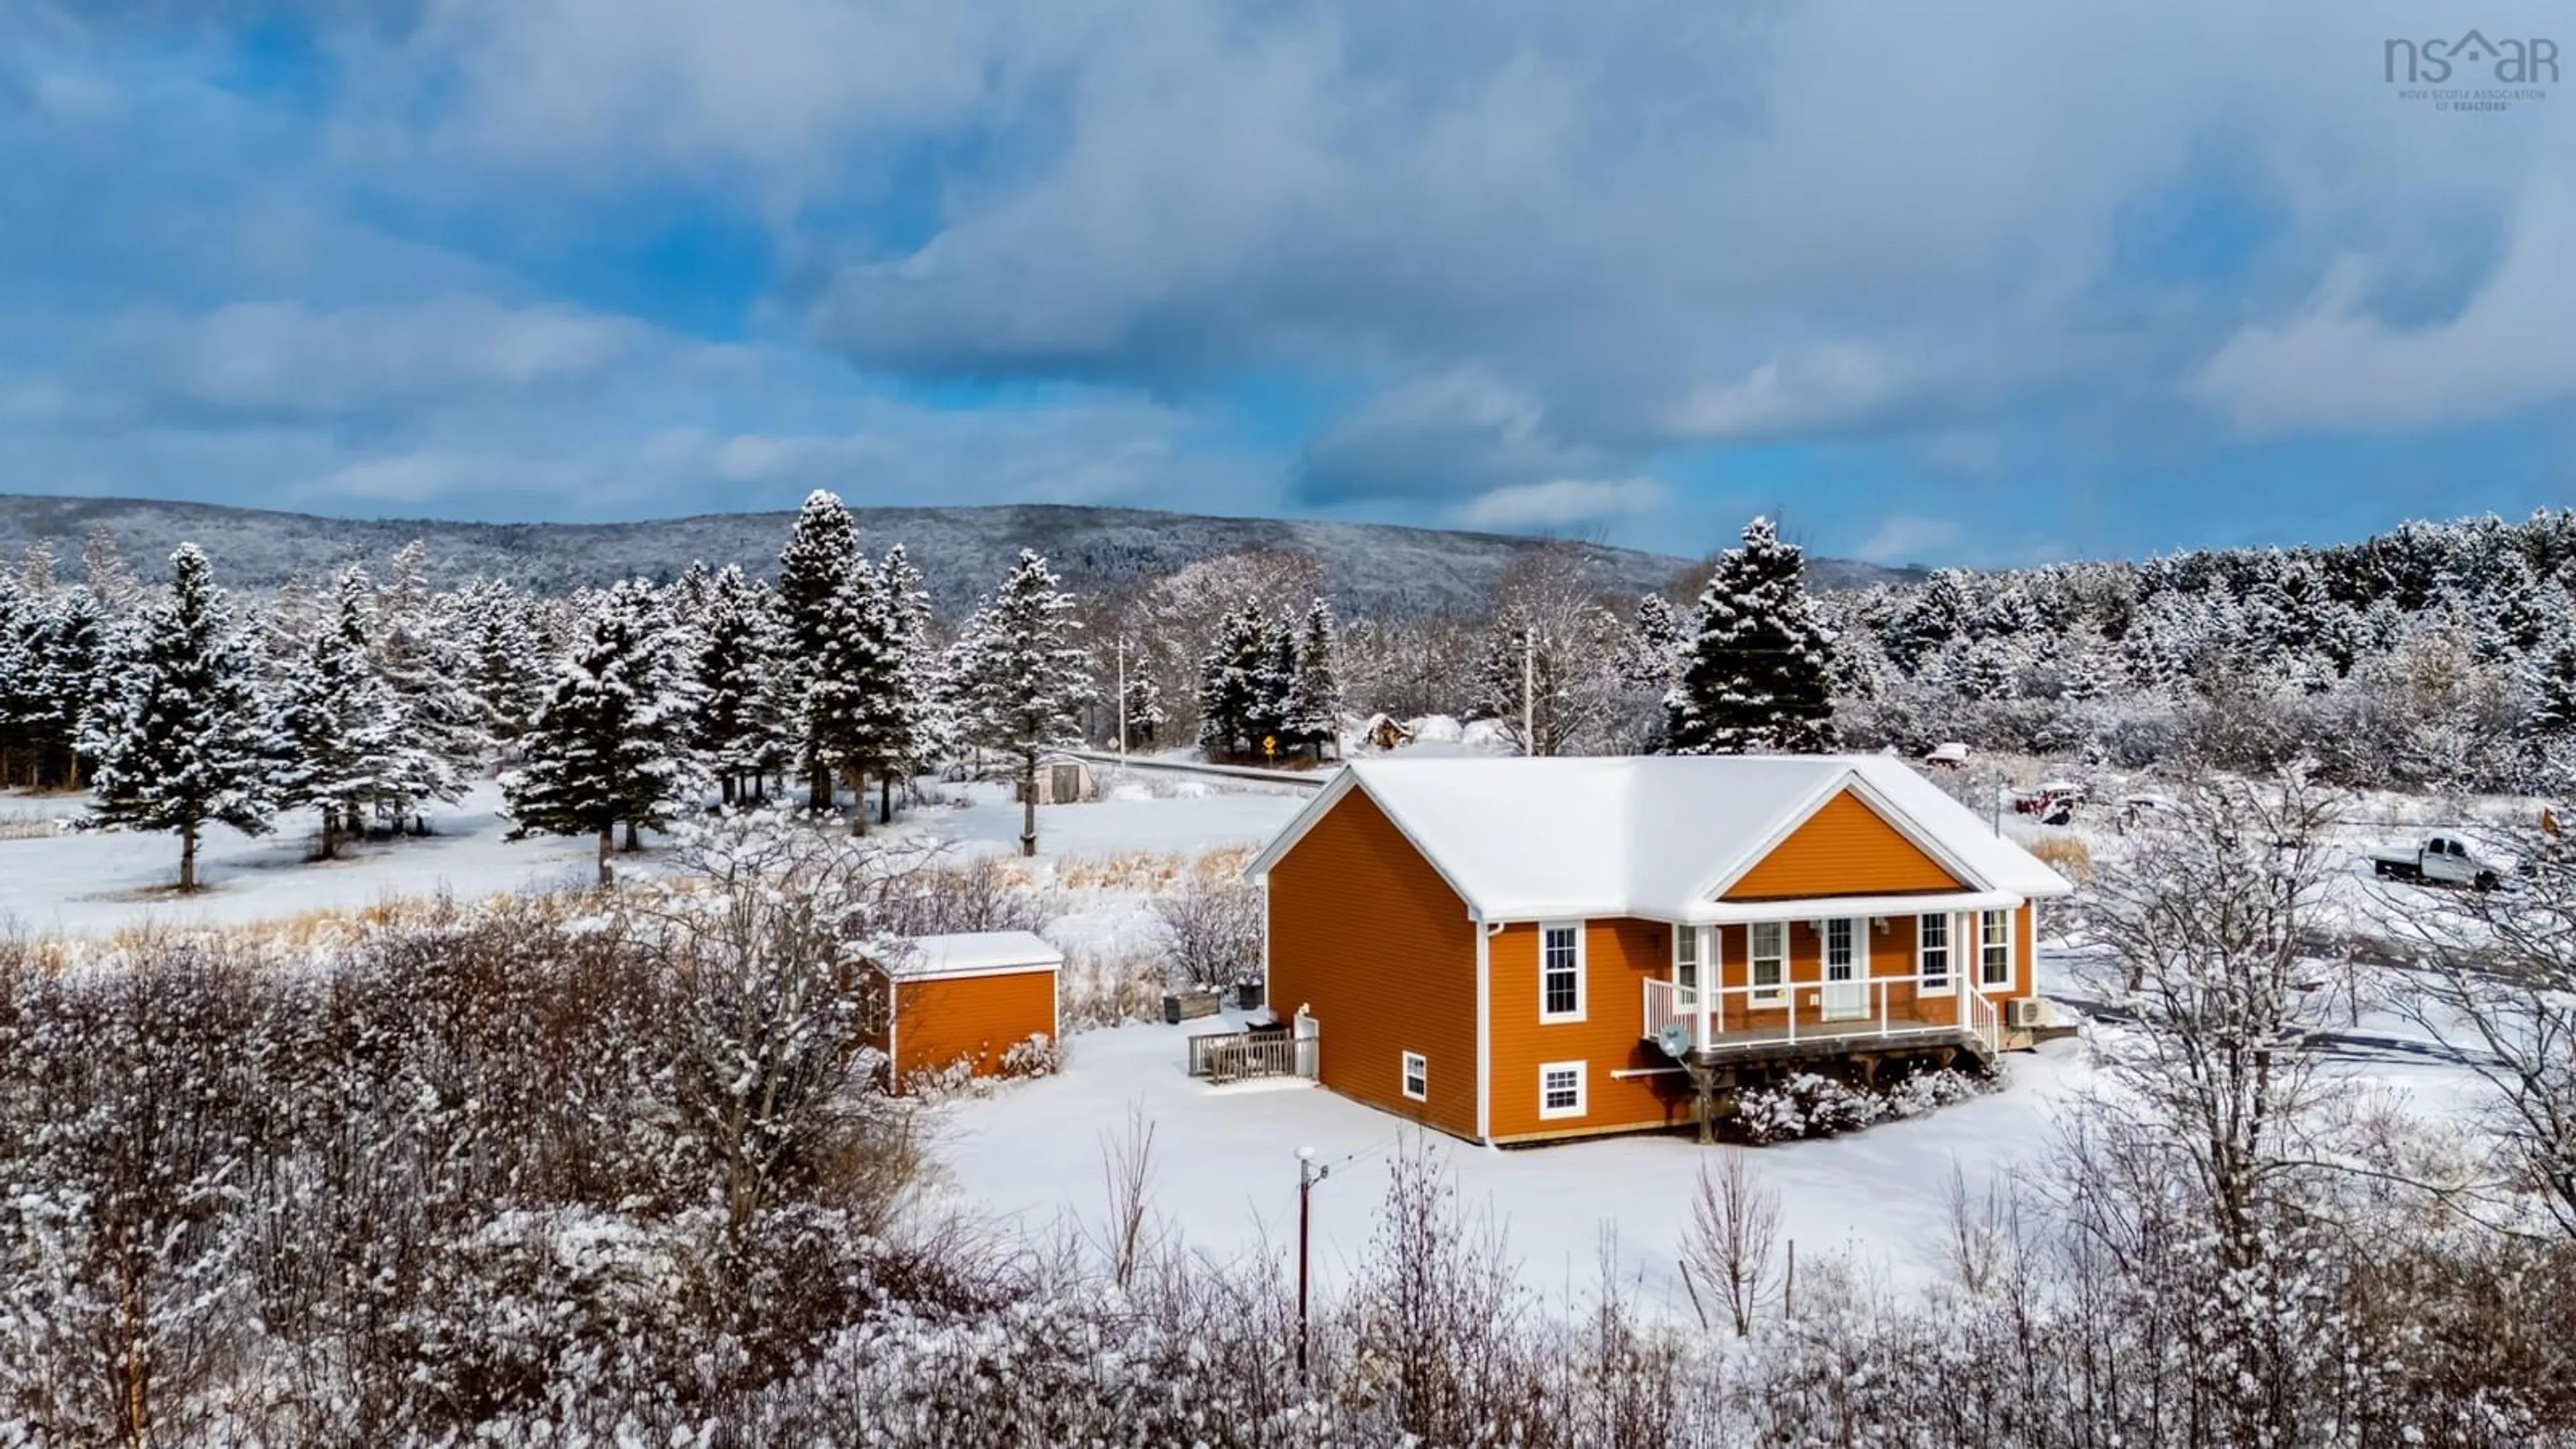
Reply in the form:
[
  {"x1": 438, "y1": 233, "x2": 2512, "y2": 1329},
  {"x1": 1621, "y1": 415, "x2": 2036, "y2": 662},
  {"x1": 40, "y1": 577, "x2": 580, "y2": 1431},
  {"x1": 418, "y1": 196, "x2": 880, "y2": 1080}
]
[{"x1": 2006, "y1": 998, "x2": 2049, "y2": 1030}]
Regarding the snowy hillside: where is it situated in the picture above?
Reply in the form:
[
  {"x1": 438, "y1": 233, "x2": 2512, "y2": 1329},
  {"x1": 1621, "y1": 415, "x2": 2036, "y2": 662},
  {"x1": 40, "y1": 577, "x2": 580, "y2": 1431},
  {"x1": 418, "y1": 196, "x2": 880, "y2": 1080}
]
[{"x1": 0, "y1": 492, "x2": 1915, "y2": 617}]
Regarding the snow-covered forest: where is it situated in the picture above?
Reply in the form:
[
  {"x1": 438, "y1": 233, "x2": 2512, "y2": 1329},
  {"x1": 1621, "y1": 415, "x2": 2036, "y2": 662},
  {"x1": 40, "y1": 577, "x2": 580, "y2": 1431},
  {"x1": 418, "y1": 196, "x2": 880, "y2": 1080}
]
[{"x1": 5, "y1": 500, "x2": 2576, "y2": 1444}]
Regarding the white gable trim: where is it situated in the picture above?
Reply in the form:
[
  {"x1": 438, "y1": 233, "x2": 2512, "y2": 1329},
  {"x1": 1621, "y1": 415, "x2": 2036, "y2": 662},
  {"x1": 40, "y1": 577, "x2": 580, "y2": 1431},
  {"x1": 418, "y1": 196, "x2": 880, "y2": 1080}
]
[
  {"x1": 1242, "y1": 765, "x2": 1487, "y2": 916},
  {"x1": 1693, "y1": 768, "x2": 1996, "y2": 905}
]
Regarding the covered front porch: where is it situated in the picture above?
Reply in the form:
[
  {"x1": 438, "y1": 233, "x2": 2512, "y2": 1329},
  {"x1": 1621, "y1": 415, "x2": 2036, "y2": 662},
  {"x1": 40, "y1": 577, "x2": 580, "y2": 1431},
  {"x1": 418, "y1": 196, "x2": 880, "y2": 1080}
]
[{"x1": 1639, "y1": 889, "x2": 2027, "y2": 1067}]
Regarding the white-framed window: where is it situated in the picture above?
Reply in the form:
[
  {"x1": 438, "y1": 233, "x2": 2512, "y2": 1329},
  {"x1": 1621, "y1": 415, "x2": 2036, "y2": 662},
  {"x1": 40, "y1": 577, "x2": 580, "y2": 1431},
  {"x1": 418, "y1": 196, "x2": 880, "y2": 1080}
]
[
  {"x1": 1980, "y1": 908, "x2": 2015, "y2": 989},
  {"x1": 1401, "y1": 1051, "x2": 1428, "y2": 1102},
  {"x1": 1538, "y1": 1061, "x2": 1587, "y2": 1120},
  {"x1": 1749, "y1": 920, "x2": 1786, "y2": 1005},
  {"x1": 1673, "y1": 924, "x2": 1701, "y2": 1006},
  {"x1": 1917, "y1": 912, "x2": 1953, "y2": 995},
  {"x1": 1540, "y1": 922, "x2": 1585, "y2": 1022}
]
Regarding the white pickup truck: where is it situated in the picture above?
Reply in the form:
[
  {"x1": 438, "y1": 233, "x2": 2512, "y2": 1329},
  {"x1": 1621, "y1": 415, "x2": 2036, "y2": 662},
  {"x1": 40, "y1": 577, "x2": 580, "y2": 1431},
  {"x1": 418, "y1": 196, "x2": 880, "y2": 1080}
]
[{"x1": 2368, "y1": 836, "x2": 2504, "y2": 890}]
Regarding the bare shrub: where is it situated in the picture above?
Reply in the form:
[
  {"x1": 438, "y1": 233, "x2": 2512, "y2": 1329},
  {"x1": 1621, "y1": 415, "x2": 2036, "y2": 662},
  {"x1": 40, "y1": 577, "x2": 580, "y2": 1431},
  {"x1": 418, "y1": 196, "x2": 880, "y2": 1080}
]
[
  {"x1": 1148, "y1": 871, "x2": 1263, "y2": 989},
  {"x1": 2027, "y1": 834, "x2": 2092, "y2": 880},
  {"x1": 1682, "y1": 1149, "x2": 1779, "y2": 1336},
  {"x1": 1057, "y1": 948, "x2": 1165, "y2": 1027}
]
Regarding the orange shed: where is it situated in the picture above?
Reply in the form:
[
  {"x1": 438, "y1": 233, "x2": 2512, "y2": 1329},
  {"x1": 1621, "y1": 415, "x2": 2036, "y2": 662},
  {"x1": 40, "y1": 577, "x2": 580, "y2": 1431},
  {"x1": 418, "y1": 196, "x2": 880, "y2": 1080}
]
[{"x1": 866, "y1": 930, "x2": 1063, "y2": 1091}]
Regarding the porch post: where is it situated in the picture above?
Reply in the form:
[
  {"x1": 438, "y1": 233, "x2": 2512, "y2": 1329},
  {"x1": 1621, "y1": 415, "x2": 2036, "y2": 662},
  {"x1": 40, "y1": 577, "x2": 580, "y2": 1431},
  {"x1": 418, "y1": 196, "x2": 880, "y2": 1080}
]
[
  {"x1": 1954, "y1": 911, "x2": 1970, "y2": 1030},
  {"x1": 1693, "y1": 924, "x2": 1713, "y2": 1049}
]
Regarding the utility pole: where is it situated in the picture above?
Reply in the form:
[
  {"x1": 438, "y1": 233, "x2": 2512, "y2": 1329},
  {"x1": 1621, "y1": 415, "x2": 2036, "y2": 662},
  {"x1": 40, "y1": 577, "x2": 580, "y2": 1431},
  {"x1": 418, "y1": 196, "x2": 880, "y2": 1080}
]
[
  {"x1": 1116, "y1": 635, "x2": 1128, "y2": 755},
  {"x1": 1521, "y1": 628, "x2": 1536, "y2": 757},
  {"x1": 1297, "y1": 1145, "x2": 1330, "y2": 1378}
]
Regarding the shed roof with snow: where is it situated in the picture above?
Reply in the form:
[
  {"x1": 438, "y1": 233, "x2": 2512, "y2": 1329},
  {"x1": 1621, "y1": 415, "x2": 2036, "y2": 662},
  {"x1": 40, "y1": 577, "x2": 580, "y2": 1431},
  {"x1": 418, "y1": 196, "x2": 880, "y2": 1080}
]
[
  {"x1": 1245, "y1": 755, "x2": 2072, "y2": 924},
  {"x1": 878, "y1": 930, "x2": 1066, "y2": 981}
]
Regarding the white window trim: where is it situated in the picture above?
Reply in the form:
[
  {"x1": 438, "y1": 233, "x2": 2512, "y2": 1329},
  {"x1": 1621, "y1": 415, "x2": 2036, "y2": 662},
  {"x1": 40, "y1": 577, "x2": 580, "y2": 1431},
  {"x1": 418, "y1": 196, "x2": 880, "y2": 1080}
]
[
  {"x1": 1748, "y1": 920, "x2": 1787, "y2": 1006},
  {"x1": 1401, "y1": 1051, "x2": 1428, "y2": 1103},
  {"x1": 1672, "y1": 924, "x2": 1701, "y2": 1006},
  {"x1": 1917, "y1": 912, "x2": 1955, "y2": 997},
  {"x1": 1539, "y1": 921, "x2": 1587, "y2": 1024},
  {"x1": 1979, "y1": 908, "x2": 2016, "y2": 992},
  {"x1": 1538, "y1": 1060, "x2": 1587, "y2": 1120}
]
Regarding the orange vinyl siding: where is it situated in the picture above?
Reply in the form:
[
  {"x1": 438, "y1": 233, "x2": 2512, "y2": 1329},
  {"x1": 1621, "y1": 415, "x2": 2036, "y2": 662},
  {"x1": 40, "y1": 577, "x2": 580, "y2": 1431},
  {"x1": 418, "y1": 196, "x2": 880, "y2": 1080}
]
[
  {"x1": 888, "y1": 969, "x2": 1057, "y2": 1086},
  {"x1": 1265, "y1": 788, "x2": 1481, "y2": 1139},
  {"x1": 1724, "y1": 789, "x2": 1962, "y2": 901},
  {"x1": 1486, "y1": 918, "x2": 1691, "y2": 1142}
]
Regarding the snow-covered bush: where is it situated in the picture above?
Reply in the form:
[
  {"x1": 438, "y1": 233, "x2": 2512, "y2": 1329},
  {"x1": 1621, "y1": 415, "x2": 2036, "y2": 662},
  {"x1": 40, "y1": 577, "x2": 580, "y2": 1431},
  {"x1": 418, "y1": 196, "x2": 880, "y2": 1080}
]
[
  {"x1": 998, "y1": 1032, "x2": 1061, "y2": 1079},
  {"x1": 1735, "y1": 1067, "x2": 1992, "y2": 1144}
]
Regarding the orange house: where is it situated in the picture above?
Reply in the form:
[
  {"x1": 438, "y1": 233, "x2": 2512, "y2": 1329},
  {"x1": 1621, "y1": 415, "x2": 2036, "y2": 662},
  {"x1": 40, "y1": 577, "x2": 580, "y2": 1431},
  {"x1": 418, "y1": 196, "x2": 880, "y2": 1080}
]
[
  {"x1": 864, "y1": 930, "x2": 1063, "y2": 1091},
  {"x1": 1246, "y1": 756, "x2": 2074, "y2": 1145}
]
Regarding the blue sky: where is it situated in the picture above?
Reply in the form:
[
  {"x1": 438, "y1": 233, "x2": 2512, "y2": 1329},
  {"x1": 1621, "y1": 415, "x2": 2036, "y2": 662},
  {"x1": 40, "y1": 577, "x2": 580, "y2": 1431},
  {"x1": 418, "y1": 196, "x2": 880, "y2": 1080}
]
[{"x1": 1, "y1": 1, "x2": 2569, "y2": 567}]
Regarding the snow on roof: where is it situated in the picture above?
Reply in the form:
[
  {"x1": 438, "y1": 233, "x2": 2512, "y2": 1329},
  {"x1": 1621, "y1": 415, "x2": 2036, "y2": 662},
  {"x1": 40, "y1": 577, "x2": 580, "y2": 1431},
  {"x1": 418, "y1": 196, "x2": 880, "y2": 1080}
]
[
  {"x1": 1250, "y1": 755, "x2": 2072, "y2": 920},
  {"x1": 881, "y1": 930, "x2": 1065, "y2": 980}
]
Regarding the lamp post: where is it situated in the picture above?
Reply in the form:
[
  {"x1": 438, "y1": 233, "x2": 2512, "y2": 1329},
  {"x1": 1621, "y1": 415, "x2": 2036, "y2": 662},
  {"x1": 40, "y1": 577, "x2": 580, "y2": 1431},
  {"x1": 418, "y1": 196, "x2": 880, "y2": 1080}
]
[{"x1": 1297, "y1": 1145, "x2": 1330, "y2": 1378}]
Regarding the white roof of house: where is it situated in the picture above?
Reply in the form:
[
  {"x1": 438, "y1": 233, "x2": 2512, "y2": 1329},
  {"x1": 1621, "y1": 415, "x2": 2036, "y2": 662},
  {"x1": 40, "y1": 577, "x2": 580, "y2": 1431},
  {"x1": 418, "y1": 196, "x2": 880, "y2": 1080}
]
[
  {"x1": 1245, "y1": 755, "x2": 2072, "y2": 922},
  {"x1": 881, "y1": 930, "x2": 1065, "y2": 980}
]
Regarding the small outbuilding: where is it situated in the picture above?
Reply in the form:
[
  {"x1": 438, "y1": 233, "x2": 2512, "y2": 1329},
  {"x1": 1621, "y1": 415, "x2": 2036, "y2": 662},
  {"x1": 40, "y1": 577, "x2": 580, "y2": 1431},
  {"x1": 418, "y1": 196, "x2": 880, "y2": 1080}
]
[
  {"x1": 1018, "y1": 753, "x2": 1097, "y2": 806},
  {"x1": 864, "y1": 930, "x2": 1063, "y2": 1090}
]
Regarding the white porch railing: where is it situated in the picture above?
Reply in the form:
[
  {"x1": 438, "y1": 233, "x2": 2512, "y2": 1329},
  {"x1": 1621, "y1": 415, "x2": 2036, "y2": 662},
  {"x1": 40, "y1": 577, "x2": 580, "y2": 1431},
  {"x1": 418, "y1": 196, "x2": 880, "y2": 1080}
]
[
  {"x1": 1187, "y1": 1028, "x2": 1318, "y2": 1084},
  {"x1": 1643, "y1": 971, "x2": 2005, "y2": 1059}
]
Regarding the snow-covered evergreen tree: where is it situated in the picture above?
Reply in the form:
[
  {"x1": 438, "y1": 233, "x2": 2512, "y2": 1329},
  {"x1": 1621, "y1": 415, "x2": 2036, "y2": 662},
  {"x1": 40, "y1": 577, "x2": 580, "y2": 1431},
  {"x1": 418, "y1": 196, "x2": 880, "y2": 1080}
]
[
  {"x1": 84, "y1": 545, "x2": 276, "y2": 890},
  {"x1": 502, "y1": 580, "x2": 704, "y2": 885},
  {"x1": 275, "y1": 566, "x2": 405, "y2": 859},
  {"x1": 690, "y1": 564, "x2": 788, "y2": 805},
  {"x1": 1664, "y1": 518, "x2": 1837, "y2": 755},
  {"x1": 868, "y1": 543, "x2": 936, "y2": 820},
  {"x1": 1617, "y1": 593, "x2": 1688, "y2": 690},
  {"x1": 370, "y1": 541, "x2": 482, "y2": 828},
  {"x1": 804, "y1": 554, "x2": 898, "y2": 834},
  {"x1": 1280, "y1": 598, "x2": 1342, "y2": 759},
  {"x1": 1118, "y1": 672, "x2": 1167, "y2": 750},
  {"x1": 455, "y1": 576, "x2": 546, "y2": 754},
  {"x1": 1196, "y1": 600, "x2": 1281, "y2": 759},
  {"x1": 775, "y1": 490, "x2": 862, "y2": 811},
  {"x1": 956, "y1": 549, "x2": 1091, "y2": 856}
]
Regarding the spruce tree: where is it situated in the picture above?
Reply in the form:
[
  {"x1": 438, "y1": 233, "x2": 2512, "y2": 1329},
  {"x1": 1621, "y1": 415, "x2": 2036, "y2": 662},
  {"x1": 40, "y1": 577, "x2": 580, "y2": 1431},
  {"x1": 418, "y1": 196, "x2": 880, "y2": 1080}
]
[
  {"x1": 690, "y1": 564, "x2": 785, "y2": 805},
  {"x1": 869, "y1": 543, "x2": 935, "y2": 824},
  {"x1": 1664, "y1": 517, "x2": 1838, "y2": 755},
  {"x1": 503, "y1": 580, "x2": 703, "y2": 885},
  {"x1": 1195, "y1": 600, "x2": 1272, "y2": 758},
  {"x1": 38, "y1": 586, "x2": 108, "y2": 788},
  {"x1": 804, "y1": 555, "x2": 898, "y2": 834},
  {"x1": 1280, "y1": 597, "x2": 1342, "y2": 759},
  {"x1": 958, "y1": 549, "x2": 1091, "y2": 856},
  {"x1": 458, "y1": 577, "x2": 546, "y2": 754},
  {"x1": 372, "y1": 542, "x2": 481, "y2": 830},
  {"x1": 776, "y1": 490, "x2": 861, "y2": 811},
  {"x1": 1118, "y1": 673, "x2": 1167, "y2": 749},
  {"x1": 275, "y1": 566, "x2": 405, "y2": 858},
  {"x1": 85, "y1": 545, "x2": 276, "y2": 891}
]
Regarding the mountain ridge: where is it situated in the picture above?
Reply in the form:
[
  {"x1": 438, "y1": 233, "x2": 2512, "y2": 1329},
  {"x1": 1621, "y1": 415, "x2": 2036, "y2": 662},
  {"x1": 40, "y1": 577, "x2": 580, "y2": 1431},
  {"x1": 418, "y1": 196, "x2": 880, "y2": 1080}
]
[{"x1": 0, "y1": 493, "x2": 1916, "y2": 616}]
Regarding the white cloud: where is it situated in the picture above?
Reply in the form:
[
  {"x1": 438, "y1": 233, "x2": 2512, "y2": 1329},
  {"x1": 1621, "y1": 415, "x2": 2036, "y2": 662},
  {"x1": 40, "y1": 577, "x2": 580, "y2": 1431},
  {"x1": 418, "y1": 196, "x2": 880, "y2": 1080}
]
[
  {"x1": 2191, "y1": 182, "x2": 2576, "y2": 434},
  {"x1": 1662, "y1": 345, "x2": 1920, "y2": 441},
  {"x1": 1851, "y1": 515, "x2": 1966, "y2": 566},
  {"x1": 1454, "y1": 477, "x2": 1665, "y2": 531},
  {"x1": 108, "y1": 296, "x2": 654, "y2": 418}
]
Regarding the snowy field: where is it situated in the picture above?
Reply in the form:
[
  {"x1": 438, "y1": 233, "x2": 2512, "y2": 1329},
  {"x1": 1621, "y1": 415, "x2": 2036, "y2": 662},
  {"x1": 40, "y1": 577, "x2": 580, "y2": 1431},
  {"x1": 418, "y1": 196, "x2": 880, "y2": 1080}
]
[
  {"x1": 0, "y1": 765, "x2": 1311, "y2": 939},
  {"x1": 0, "y1": 749, "x2": 2510, "y2": 1311},
  {"x1": 924, "y1": 963, "x2": 2489, "y2": 1313}
]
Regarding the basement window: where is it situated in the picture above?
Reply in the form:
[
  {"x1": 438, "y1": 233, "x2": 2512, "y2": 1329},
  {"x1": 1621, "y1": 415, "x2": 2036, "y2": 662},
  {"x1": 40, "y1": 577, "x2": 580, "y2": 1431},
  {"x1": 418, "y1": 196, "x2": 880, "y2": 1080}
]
[{"x1": 1401, "y1": 1051, "x2": 1428, "y2": 1102}]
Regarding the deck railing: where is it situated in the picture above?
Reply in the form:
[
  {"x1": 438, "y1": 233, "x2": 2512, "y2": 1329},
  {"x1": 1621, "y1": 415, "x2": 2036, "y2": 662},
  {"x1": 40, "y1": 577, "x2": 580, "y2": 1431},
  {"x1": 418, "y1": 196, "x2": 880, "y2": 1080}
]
[
  {"x1": 1187, "y1": 1028, "x2": 1318, "y2": 1084},
  {"x1": 1644, "y1": 971, "x2": 2004, "y2": 1059}
]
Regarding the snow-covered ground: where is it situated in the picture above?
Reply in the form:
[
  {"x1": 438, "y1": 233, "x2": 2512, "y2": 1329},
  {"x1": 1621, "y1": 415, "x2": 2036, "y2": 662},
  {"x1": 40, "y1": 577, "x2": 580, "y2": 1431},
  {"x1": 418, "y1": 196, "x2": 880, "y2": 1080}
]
[
  {"x1": 0, "y1": 767, "x2": 1311, "y2": 939},
  {"x1": 0, "y1": 749, "x2": 2510, "y2": 1313}
]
